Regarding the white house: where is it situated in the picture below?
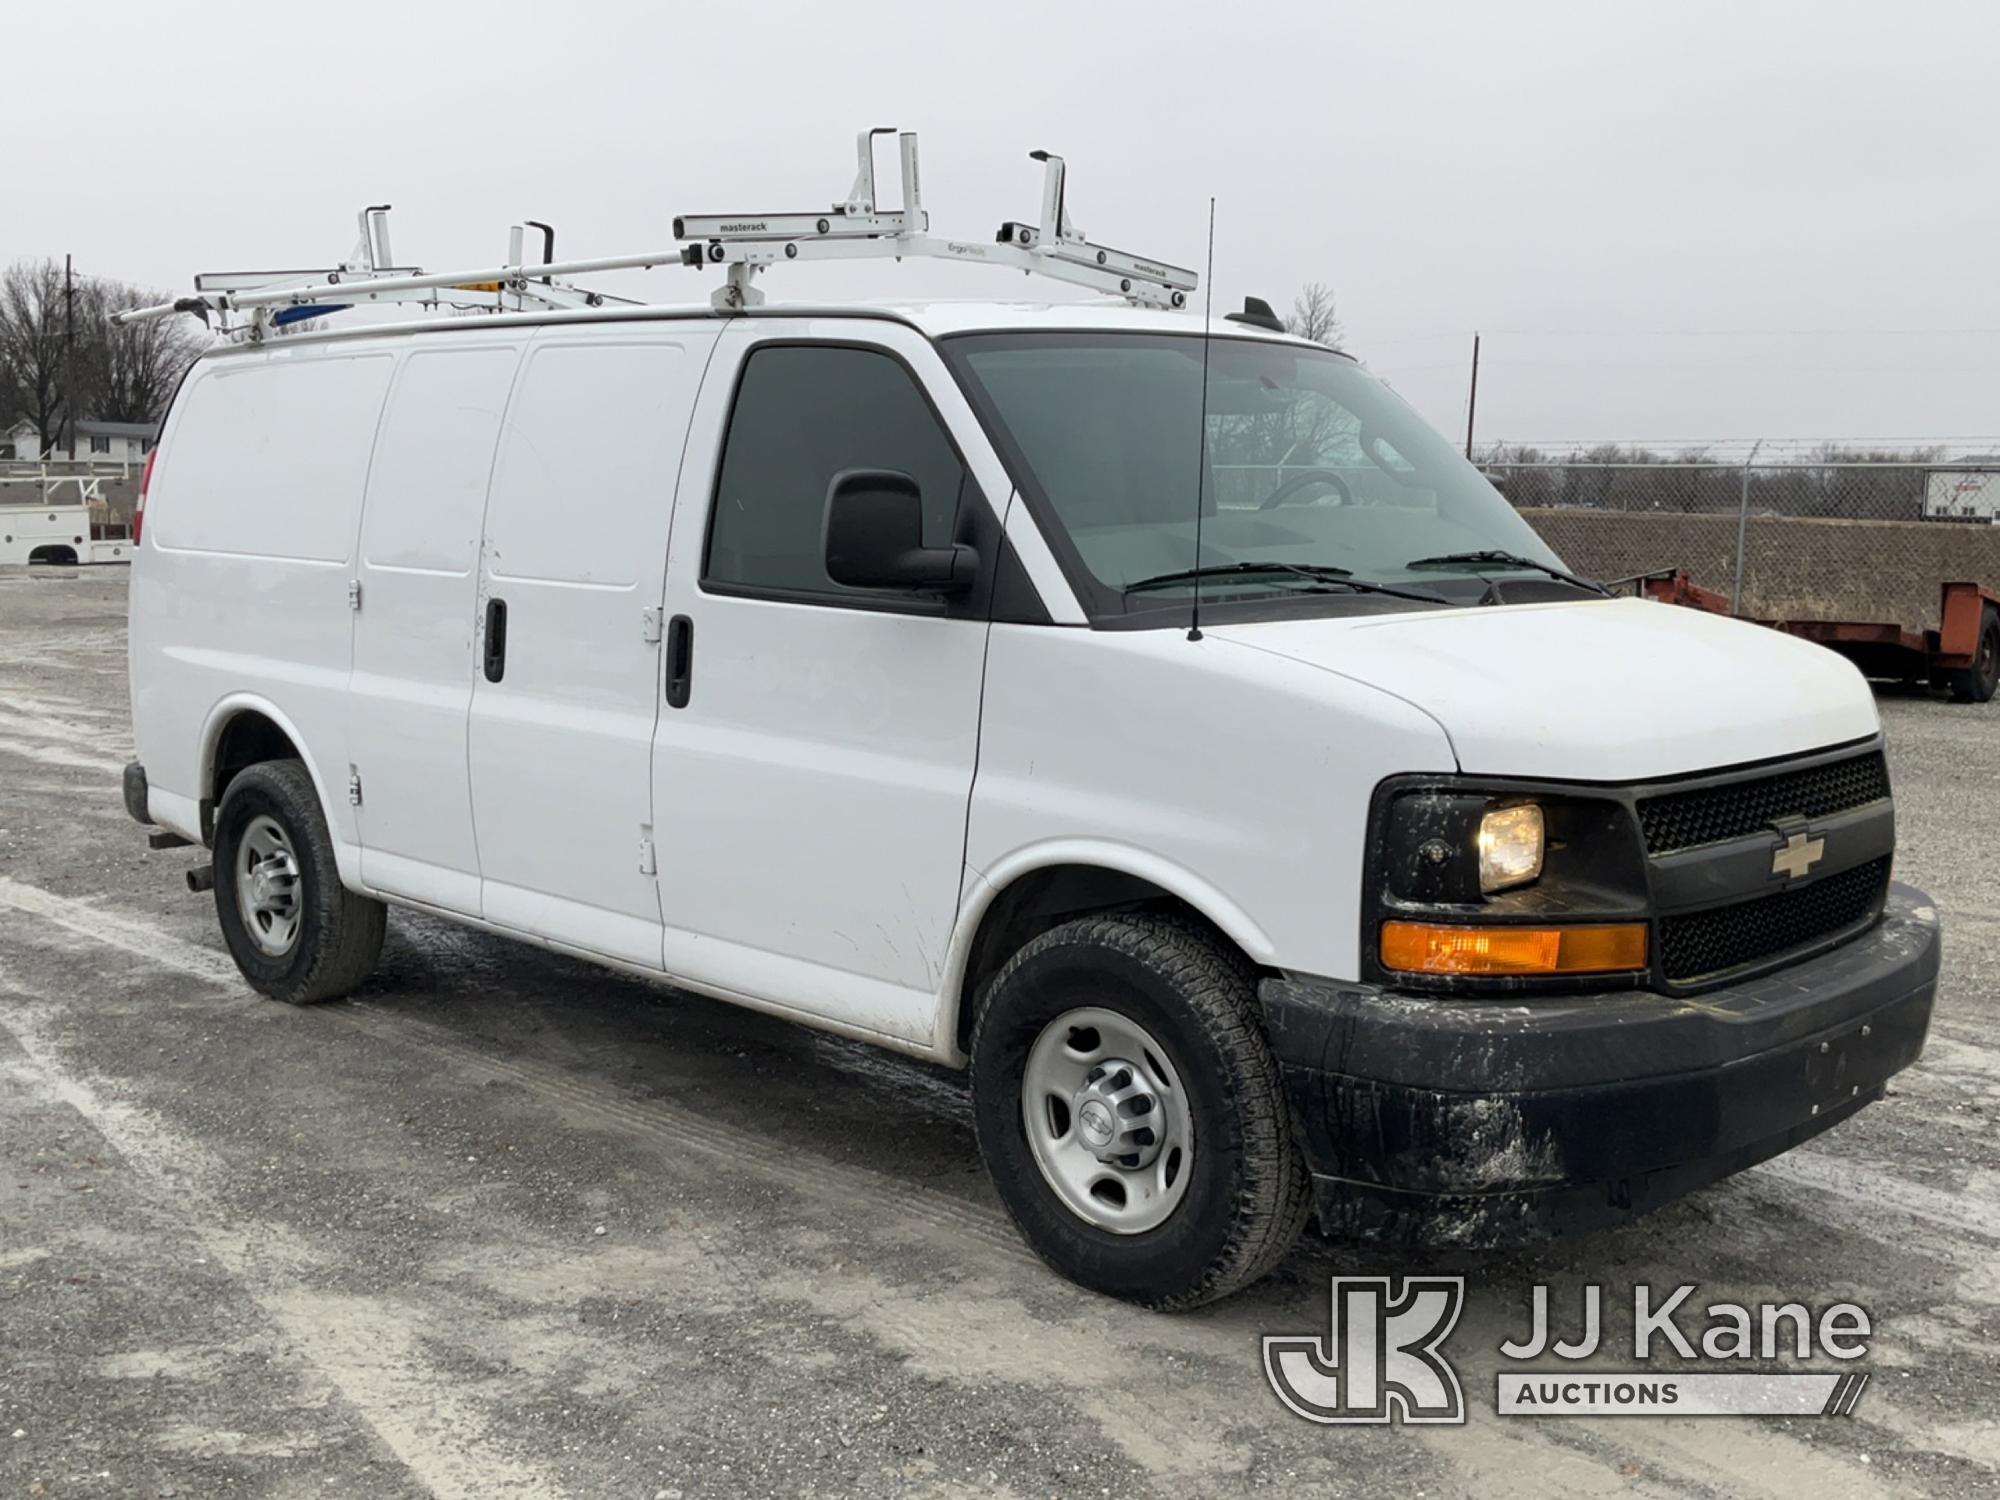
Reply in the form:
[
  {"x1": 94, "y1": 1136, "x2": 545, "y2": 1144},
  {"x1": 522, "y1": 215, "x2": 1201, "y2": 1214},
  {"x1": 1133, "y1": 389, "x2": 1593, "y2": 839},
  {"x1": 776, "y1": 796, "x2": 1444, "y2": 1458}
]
[{"x1": 3, "y1": 418, "x2": 156, "y2": 465}]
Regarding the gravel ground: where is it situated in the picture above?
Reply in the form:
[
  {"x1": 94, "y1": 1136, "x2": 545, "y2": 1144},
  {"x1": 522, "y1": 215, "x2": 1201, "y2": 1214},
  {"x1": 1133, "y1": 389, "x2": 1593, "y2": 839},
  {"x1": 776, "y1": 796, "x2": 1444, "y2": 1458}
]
[{"x1": 1, "y1": 567, "x2": 1995, "y2": 1499}]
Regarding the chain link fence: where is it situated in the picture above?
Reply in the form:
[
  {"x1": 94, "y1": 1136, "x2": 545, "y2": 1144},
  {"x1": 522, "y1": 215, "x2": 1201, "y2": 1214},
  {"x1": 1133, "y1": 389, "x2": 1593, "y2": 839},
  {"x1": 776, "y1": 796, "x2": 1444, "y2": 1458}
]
[{"x1": 1483, "y1": 458, "x2": 2000, "y2": 629}]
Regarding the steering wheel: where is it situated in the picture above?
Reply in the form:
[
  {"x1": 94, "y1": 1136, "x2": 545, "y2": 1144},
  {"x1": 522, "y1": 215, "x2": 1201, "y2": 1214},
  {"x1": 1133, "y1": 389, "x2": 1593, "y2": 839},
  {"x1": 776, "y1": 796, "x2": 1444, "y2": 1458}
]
[{"x1": 1257, "y1": 468, "x2": 1353, "y2": 510}]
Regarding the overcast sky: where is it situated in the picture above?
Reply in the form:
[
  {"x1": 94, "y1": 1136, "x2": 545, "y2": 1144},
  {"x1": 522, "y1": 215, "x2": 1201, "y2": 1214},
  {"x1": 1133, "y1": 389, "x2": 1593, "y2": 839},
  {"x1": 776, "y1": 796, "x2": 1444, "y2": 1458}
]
[{"x1": 10, "y1": 1, "x2": 1996, "y2": 448}]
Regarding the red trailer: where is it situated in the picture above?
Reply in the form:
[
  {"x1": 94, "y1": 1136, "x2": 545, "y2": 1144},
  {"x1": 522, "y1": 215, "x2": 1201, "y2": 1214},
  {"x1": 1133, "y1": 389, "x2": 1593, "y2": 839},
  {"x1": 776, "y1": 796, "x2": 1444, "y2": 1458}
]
[{"x1": 1638, "y1": 573, "x2": 2000, "y2": 704}]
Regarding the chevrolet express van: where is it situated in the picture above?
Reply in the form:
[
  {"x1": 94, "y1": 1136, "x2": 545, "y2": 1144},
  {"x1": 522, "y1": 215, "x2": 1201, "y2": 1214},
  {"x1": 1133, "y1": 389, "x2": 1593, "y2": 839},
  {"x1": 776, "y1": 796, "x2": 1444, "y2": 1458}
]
[{"x1": 123, "y1": 297, "x2": 1941, "y2": 1307}]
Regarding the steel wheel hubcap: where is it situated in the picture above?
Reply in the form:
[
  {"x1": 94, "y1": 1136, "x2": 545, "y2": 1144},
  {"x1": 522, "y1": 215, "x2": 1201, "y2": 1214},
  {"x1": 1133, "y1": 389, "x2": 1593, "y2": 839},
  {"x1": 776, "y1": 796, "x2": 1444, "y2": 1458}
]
[
  {"x1": 1022, "y1": 1006, "x2": 1194, "y2": 1234},
  {"x1": 236, "y1": 814, "x2": 302, "y2": 957}
]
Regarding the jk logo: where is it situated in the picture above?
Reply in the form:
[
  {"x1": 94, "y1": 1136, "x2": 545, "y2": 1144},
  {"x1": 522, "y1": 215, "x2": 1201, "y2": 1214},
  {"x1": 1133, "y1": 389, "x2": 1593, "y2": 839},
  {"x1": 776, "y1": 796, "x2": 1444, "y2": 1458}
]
[{"x1": 1264, "y1": 1277, "x2": 1467, "y2": 1425}]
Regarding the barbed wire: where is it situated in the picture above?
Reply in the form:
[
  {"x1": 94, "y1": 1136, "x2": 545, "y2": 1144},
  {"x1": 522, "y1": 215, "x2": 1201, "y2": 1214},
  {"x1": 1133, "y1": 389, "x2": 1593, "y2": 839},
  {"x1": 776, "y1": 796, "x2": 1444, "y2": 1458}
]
[{"x1": 1473, "y1": 438, "x2": 2000, "y2": 463}]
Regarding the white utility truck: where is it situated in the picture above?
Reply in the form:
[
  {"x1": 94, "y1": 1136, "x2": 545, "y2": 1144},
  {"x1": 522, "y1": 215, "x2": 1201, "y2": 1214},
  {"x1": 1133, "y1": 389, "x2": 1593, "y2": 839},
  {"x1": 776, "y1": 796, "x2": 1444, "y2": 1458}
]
[
  {"x1": 1, "y1": 473, "x2": 135, "y2": 566},
  {"x1": 120, "y1": 132, "x2": 1939, "y2": 1307},
  {"x1": 0, "y1": 495, "x2": 92, "y2": 566}
]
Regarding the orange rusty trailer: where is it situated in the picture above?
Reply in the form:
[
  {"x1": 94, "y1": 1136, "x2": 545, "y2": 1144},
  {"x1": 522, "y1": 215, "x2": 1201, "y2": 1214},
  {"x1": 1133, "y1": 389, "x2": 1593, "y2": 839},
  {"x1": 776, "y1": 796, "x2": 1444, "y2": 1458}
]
[{"x1": 1635, "y1": 573, "x2": 2000, "y2": 704}]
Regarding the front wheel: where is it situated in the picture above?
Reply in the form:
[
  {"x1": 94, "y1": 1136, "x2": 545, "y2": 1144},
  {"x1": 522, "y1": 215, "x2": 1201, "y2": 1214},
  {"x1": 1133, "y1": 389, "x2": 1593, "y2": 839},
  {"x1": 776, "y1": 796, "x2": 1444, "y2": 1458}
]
[
  {"x1": 970, "y1": 914, "x2": 1310, "y2": 1309},
  {"x1": 212, "y1": 759, "x2": 386, "y2": 1004}
]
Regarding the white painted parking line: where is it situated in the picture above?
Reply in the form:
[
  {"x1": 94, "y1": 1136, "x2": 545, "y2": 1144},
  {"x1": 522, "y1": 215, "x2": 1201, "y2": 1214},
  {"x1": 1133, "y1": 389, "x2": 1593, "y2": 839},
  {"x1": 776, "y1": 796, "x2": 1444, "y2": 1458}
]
[
  {"x1": 0, "y1": 874, "x2": 1028, "y2": 1259},
  {"x1": 1758, "y1": 1148, "x2": 2000, "y2": 1242},
  {"x1": 0, "y1": 876, "x2": 244, "y2": 989},
  {"x1": 0, "y1": 1004, "x2": 566, "y2": 1500},
  {"x1": 0, "y1": 734, "x2": 127, "y2": 775}
]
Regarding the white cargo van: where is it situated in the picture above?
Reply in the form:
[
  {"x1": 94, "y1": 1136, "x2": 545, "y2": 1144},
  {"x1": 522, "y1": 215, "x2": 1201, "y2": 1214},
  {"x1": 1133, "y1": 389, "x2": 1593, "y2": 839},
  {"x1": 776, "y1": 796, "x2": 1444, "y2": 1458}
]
[{"x1": 122, "y1": 143, "x2": 1939, "y2": 1307}]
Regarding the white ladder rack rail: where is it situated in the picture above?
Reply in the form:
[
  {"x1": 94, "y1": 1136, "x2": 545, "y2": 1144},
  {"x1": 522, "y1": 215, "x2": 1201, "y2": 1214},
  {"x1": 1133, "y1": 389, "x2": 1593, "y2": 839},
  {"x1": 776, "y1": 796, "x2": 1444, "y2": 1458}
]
[
  {"x1": 0, "y1": 472, "x2": 108, "y2": 510},
  {"x1": 677, "y1": 128, "x2": 1198, "y2": 311},
  {"x1": 115, "y1": 128, "x2": 1198, "y2": 334},
  {"x1": 113, "y1": 208, "x2": 646, "y2": 335}
]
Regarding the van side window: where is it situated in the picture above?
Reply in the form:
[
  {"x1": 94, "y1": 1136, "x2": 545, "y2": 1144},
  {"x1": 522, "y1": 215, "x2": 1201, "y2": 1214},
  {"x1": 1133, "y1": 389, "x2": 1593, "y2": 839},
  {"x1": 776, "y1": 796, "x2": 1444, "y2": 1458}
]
[{"x1": 706, "y1": 344, "x2": 965, "y2": 599}]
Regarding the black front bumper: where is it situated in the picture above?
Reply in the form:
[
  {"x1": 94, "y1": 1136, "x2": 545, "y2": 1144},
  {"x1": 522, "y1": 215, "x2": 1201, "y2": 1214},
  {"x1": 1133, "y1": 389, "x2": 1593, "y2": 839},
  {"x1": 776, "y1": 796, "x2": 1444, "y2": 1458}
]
[{"x1": 1262, "y1": 883, "x2": 1940, "y2": 1244}]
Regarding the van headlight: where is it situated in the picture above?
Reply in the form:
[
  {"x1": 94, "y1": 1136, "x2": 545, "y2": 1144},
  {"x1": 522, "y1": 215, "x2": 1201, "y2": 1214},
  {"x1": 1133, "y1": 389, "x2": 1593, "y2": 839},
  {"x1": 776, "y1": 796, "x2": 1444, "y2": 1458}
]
[
  {"x1": 1477, "y1": 804, "x2": 1544, "y2": 893},
  {"x1": 1368, "y1": 778, "x2": 1652, "y2": 989}
]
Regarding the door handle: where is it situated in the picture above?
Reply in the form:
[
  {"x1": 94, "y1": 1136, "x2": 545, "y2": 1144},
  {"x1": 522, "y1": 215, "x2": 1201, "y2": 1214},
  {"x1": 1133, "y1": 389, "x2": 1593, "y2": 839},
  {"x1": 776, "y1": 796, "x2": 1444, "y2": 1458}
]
[
  {"x1": 483, "y1": 598, "x2": 508, "y2": 682},
  {"x1": 665, "y1": 614, "x2": 693, "y2": 708}
]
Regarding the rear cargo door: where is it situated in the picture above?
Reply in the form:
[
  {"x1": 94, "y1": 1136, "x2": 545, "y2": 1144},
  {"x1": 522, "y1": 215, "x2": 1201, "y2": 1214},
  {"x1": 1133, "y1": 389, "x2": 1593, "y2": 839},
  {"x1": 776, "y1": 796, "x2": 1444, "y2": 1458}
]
[
  {"x1": 467, "y1": 324, "x2": 720, "y2": 966},
  {"x1": 137, "y1": 347, "x2": 395, "y2": 852}
]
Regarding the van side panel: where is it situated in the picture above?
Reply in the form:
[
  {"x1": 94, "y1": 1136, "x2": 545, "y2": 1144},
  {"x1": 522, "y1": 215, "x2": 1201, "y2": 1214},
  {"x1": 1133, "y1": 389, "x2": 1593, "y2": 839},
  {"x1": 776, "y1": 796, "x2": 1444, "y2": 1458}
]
[
  {"x1": 963, "y1": 624, "x2": 1459, "y2": 987},
  {"x1": 349, "y1": 340, "x2": 524, "y2": 913},
  {"x1": 467, "y1": 328, "x2": 720, "y2": 966},
  {"x1": 152, "y1": 354, "x2": 391, "y2": 562},
  {"x1": 131, "y1": 347, "x2": 397, "y2": 855}
]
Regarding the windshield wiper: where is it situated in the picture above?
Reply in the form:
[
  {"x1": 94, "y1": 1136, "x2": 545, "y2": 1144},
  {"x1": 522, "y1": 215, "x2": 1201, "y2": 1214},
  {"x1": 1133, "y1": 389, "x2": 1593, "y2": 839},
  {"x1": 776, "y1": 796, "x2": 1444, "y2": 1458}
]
[
  {"x1": 1401, "y1": 550, "x2": 1611, "y2": 597},
  {"x1": 1123, "y1": 561, "x2": 1453, "y2": 606}
]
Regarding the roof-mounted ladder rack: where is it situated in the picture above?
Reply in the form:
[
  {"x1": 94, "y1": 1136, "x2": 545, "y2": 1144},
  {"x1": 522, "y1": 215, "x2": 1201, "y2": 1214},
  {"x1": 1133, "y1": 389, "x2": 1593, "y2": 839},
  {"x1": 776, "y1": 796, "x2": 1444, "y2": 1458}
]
[
  {"x1": 113, "y1": 206, "x2": 647, "y2": 337},
  {"x1": 675, "y1": 128, "x2": 1197, "y2": 311},
  {"x1": 115, "y1": 128, "x2": 1197, "y2": 336}
]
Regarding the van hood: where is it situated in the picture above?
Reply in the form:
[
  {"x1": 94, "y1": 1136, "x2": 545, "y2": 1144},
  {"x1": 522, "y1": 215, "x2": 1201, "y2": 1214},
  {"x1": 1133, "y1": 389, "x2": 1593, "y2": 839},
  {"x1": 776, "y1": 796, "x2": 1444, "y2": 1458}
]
[{"x1": 1207, "y1": 597, "x2": 1880, "y2": 781}]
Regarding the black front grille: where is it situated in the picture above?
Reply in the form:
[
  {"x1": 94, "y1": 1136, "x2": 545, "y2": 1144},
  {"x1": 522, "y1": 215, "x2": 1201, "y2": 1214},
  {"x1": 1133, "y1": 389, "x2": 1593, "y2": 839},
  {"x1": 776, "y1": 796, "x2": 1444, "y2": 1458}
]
[
  {"x1": 1658, "y1": 856, "x2": 1891, "y2": 981},
  {"x1": 1638, "y1": 751, "x2": 1889, "y2": 855}
]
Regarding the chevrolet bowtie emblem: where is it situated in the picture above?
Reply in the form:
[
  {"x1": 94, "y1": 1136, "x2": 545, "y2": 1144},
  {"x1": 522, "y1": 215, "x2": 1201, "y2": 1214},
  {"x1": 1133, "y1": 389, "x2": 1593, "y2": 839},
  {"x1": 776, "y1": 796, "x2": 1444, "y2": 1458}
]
[{"x1": 1772, "y1": 830, "x2": 1825, "y2": 880}]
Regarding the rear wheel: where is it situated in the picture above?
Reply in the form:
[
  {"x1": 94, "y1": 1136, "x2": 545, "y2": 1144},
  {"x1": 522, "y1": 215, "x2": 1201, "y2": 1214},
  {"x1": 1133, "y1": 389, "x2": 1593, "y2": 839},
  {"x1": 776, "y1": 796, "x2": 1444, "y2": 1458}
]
[
  {"x1": 212, "y1": 759, "x2": 385, "y2": 1003},
  {"x1": 970, "y1": 913, "x2": 1310, "y2": 1309},
  {"x1": 1947, "y1": 607, "x2": 2000, "y2": 704}
]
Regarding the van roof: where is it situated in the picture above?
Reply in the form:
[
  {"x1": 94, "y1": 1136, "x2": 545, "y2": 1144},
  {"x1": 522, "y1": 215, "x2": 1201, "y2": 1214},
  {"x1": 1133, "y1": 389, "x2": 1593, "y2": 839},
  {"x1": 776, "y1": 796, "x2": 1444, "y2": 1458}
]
[
  {"x1": 846, "y1": 298, "x2": 1302, "y2": 341},
  {"x1": 200, "y1": 297, "x2": 1333, "y2": 356}
]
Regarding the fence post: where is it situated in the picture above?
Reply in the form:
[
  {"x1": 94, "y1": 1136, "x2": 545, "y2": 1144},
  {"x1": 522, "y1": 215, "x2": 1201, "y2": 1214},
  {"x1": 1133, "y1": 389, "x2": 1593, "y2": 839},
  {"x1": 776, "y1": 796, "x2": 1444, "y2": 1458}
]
[{"x1": 1730, "y1": 442, "x2": 1762, "y2": 616}]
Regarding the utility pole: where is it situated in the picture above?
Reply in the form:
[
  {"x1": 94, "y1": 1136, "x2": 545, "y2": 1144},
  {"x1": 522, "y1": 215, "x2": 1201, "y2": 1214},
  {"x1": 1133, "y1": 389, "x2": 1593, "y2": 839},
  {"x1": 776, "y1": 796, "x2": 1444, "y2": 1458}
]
[
  {"x1": 1463, "y1": 331, "x2": 1480, "y2": 460},
  {"x1": 62, "y1": 254, "x2": 76, "y2": 461}
]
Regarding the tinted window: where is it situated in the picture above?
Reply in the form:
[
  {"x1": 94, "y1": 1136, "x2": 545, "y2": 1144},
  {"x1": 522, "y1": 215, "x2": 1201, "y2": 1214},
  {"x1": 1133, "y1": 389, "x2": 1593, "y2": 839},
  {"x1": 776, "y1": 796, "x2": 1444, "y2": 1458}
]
[{"x1": 706, "y1": 345, "x2": 966, "y2": 597}]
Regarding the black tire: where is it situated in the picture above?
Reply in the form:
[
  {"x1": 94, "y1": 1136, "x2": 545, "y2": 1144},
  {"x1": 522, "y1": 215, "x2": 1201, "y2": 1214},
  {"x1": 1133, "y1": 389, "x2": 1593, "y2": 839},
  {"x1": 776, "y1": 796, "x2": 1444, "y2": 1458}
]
[
  {"x1": 1947, "y1": 607, "x2": 2000, "y2": 704},
  {"x1": 969, "y1": 913, "x2": 1310, "y2": 1310},
  {"x1": 212, "y1": 758, "x2": 385, "y2": 1004}
]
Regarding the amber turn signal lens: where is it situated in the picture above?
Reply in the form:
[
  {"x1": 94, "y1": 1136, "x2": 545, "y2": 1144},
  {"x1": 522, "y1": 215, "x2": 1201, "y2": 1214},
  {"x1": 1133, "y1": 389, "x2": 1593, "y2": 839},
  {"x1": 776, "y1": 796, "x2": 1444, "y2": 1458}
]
[{"x1": 1380, "y1": 921, "x2": 1648, "y2": 976}]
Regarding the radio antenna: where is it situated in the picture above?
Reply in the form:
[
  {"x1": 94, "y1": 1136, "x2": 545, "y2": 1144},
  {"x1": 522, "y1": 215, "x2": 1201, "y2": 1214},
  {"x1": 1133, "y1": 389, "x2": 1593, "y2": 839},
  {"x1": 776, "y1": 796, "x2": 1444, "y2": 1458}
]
[{"x1": 1188, "y1": 196, "x2": 1216, "y2": 643}]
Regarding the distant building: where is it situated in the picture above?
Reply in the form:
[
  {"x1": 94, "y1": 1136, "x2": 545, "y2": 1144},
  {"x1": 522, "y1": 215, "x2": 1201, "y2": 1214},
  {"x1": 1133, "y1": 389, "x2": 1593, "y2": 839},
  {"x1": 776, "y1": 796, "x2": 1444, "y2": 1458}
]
[{"x1": 3, "y1": 418, "x2": 157, "y2": 465}]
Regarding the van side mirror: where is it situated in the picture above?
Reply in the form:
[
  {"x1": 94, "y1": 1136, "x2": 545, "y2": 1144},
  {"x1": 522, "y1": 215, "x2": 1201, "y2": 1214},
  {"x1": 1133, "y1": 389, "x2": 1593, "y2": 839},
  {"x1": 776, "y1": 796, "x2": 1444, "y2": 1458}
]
[{"x1": 823, "y1": 468, "x2": 975, "y2": 593}]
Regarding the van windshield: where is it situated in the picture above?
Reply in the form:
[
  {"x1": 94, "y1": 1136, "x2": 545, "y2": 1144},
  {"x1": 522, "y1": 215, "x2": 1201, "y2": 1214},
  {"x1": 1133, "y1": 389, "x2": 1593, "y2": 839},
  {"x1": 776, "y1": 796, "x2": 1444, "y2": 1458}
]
[{"x1": 945, "y1": 332, "x2": 1567, "y2": 615}]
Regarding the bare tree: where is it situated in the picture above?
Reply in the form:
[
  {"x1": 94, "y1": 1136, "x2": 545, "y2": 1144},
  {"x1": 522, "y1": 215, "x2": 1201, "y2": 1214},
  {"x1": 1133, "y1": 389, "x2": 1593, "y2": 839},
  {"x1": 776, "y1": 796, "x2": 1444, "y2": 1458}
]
[
  {"x1": 81, "y1": 280, "x2": 206, "y2": 426},
  {"x1": 1, "y1": 264, "x2": 207, "y2": 450},
  {"x1": 1285, "y1": 281, "x2": 1342, "y2": 346},
  {"x1": 1204, "y1": 280, "x2": 1352, "y2": 503},
  {"x1": 0, "y1": 259, "x2": 72, "y2": 453}
]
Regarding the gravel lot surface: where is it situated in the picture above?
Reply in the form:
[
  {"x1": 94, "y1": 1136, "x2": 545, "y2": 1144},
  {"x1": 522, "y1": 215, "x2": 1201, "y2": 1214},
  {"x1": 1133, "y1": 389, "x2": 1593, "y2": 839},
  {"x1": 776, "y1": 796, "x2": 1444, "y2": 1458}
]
[{"x1": 2, "y1": 567, "x2": 1995, "y2": 1498}]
